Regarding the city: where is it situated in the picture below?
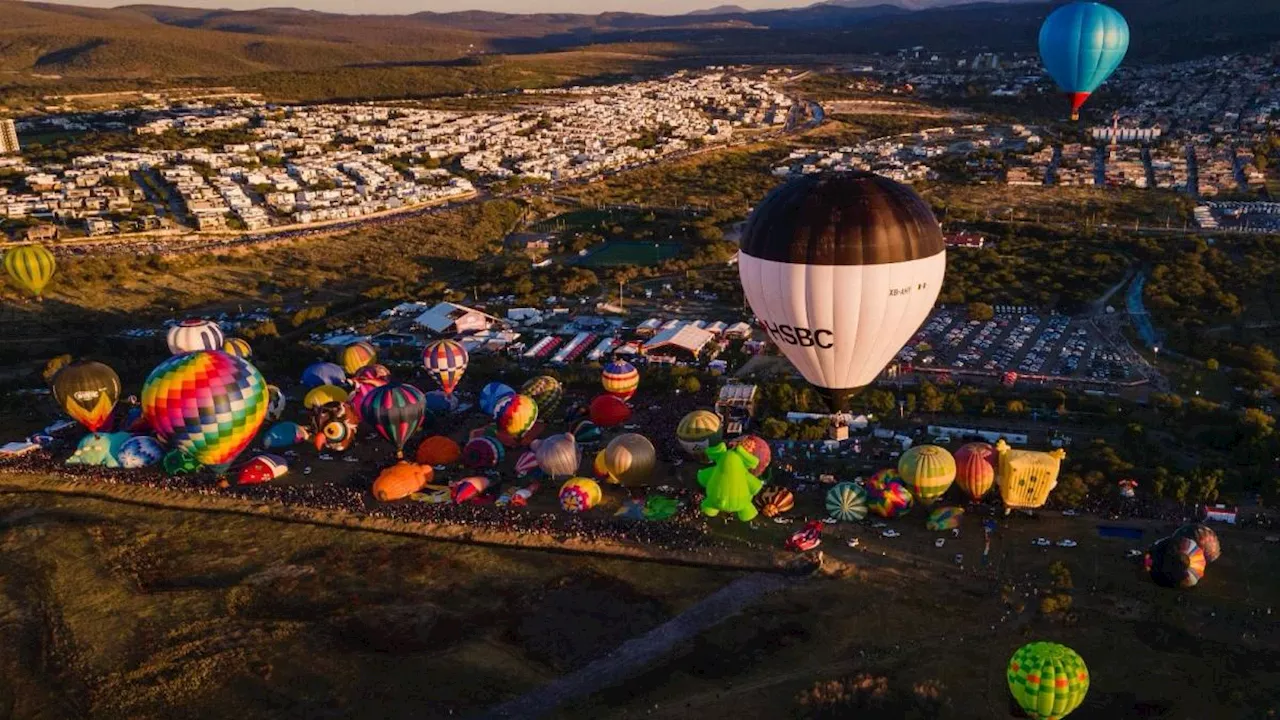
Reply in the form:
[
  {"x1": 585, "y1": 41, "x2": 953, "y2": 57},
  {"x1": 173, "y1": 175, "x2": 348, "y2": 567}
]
[{"x1": 0, "y1": 1, "x2": 1278, "y2": 719}]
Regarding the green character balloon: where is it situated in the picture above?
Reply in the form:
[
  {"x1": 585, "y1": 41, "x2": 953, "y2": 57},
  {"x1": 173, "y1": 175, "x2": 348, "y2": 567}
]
[{"x1": 696, "y1": 442, "x2": 763, "y2": 521}]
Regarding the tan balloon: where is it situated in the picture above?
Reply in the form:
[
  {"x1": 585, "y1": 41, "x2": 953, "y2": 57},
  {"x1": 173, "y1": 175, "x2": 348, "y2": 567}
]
[{"x1": 603, "y1": 433, "x2": 656, "y2": 487}]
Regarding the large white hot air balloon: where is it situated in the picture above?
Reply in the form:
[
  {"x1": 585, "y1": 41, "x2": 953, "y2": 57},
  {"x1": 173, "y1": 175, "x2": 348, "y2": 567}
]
[
  {"x1": 167, "y1": 319, "x2": 225, "y2": 355},
  {"x1": 737, "y1": 171, "x2": 945, "y2": 406}
]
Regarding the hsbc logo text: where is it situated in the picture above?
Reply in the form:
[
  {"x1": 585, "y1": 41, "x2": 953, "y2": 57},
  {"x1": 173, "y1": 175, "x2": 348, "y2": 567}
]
[{"x1": 759, "y1": 321, "x2": 834, "y2": 348}]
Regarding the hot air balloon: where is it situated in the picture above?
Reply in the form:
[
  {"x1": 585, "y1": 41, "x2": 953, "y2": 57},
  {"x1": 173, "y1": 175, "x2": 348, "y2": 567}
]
[
  {"x1": 462, "y1": 436, "x2": 504, "y2": 469},
  {"x1": 559, "y1": 477, "x2": 602, "y2": 513},
  {"x1": 494, "y1": 393, "x2": 539, "y2": 439},
  {"x1": 954, "y1": 442, "x2": 996, "y2": 500},
  {"x1": 301, "y1": 362, "x2": 346, "y2": 389},
  {"x1": 479, "y1": 382, "x2": 516, "y2": 416},
  {"x1": 1008, "y1": 642, "x2": 1089, "y2": 720},
  {"x1": 574, "y1": 420, "x2": 603, "y2": 444},
  {"x1": 515, "y1": 450, "x2": 541, "y2": 477},
  {"x1": 117, "y1": 436, "x2": 164, "y2": 468},
  {"x1": 4, "y1": 244, "x2": 56, "y2": 299},
  {"x1": 677, "y1": 410, "x2": 723, "y2": 458},
  {"x1": 354, "y1": 364, "x2": 392, "y2": 384},
  {"x1": 266, "y1": 385, "x2": 286, "y2": 422},
  {"x1": 311, "y1": 401, "x2": 357, "y2": 452},
  {"x1": 866, "y1": 474, "x2": 914, "y2": 519},
  {"x1": 995, "y1": 440, "x2": 1065, "y2": 511},
  {"x1": 868, "y1": 468, "x2": 901, "y2": 486},
  {"x1": 826, "y1": 482, "x2": 868, "y2": 522},
  {"x1": 348, "y1": 380, "x2": 384, "y2": 424},
  {"x1": 898, "y1": 444, "x2": 956, "y2": 504},
  {"x1": 167, "y1": 319, "x2": 225, "y2": 355},
  {"x1": 603, "y1": 433, "x2": 656, "y2": 487},
  {"x1": 238, "y1": 454, "x2": 288, "y2": 485},
  {"x1": 521, "y1": 375, "x2": 563, "y2": 418},
  {"x1": 1147, "y1": 536, "x2": 1207, "y2": 589},
  {"x1": 338, "y1": 341, "x2": 377, "y2": 375},
  {"x1": 926, "y1": 506, "x2": 964, "y2": 531},
  {"x1": 162, "y1": 449, "x2": 200, "y2": 476},
  {"x1": 601, "y1": 360, "x2": 640, "y2": 401},
  {"x1": 1038, "y1": 1, "x2": 1130, "y2": 120},
  {"x1": 304, "y1": 384, "x2": 349, "y2": 410},
  {"x1": 422, "y1": 339, "x2": 468, "y2": 396},
  {"x1": 51, "y1": 360, "x2": 120, "y2": 432},
  {"x1": 535, "y1": 433, "x2": 580, "y2": 479},
  {"x1": 141, "y1": 350, "x2": 268, "y2": 472},
  {"x1": 222, "y1": 338, "x2": 252, "y2": 359},
  {"x1": 738, "y1": 172, "x2": 945, "y2": 408},
  {"x1": 755, "y1": 486, "x2": 794, "y2": 518},
  {"x1": 416, "y1": 435, "x2": 461, "y2": 466},
  {"x1": 592, "y1": 448, "x2": 611, "y2": 480},
  {"x1": 364, "y1": 383, "x2": 426, "y2": 458},
  {"x1": 424, "y1": 390, "x2": 459, "y2": 415},
  {"x1": 1117, "y1": 478, "x2": 1138, "y2": 499},
  {"x1": 589, "y1": 394, "x2": 631, "y2": 428},
  {"x1": 730, "y1": 434, "x2": 771, "y2": 477},
  {"x1": 372, "y1": 462, "x2": 433, "y2": 502},
  {"x1": 1172, "y1": 523, "x2": 1220, "y2": 563},
  {"x1": 452, "y1": 475, "x2": 491, "y2": 504},
  {"x1": 263, "y1": 421, "x2": 309, "y2": 449}
]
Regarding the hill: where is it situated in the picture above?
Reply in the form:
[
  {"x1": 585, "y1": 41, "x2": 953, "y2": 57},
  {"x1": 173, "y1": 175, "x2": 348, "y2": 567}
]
[{"x1": 0, "y1": 0, "x2": 1273, "y2": 92}]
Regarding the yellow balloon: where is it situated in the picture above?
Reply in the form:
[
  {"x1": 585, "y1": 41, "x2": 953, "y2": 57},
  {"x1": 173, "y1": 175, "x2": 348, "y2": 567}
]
[
  {"x1": 4, "y1": 245, "x2": 56, "y2": 299},
  {"x1": 304, "y1": 384, "x2": 349, "y2": 409},
  {"x1": 995, "y1": 440, "x2": 1066, "y2": 510}
]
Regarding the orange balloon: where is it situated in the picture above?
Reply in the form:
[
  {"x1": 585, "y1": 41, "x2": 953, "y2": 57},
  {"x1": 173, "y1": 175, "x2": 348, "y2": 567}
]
[
  {"x1": 372, "y1": 462, "x2": 433, "y2": 502},
  {"x1": 415, "y1": 435, "x2": 461, "y2": 466}
]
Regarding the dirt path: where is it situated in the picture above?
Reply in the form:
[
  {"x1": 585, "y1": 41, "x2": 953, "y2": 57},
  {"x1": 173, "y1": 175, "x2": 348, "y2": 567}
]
[{"x1": 477, "y1": 573, "x2": 798, "y2": 720}]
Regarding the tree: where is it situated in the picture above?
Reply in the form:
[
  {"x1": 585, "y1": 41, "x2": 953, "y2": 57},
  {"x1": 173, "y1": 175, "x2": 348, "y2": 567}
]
[
  {"x1": 1189, "y1": 467, "x2": 1223, "y2": 505},
  {"x1": 862, "y1": 389, "x2": 896, "y2": 417},
  {"x1": 967, "y1": 302, "x2": 994, "y2": 322},
  {"x1": 1205, "y1": 358, "x2": 1220, "y2": 371},
  {"x1": 919, "y1": 383, "x2": 944, "y2": 413},
  {"x1": 1054, "y1": 473, "x2": 1089, "y2": 508},
  {"x1": 761, "y1": 417, "x2": 790, "y2": 440},
  {"x1": 1240, "y1": 408, "x2": 1275, "y2": 438},
  {"x1": 682, "y1": 376, "x2": 702, "y2": 394},
  {"x1": 1005, "y1": 399, "x2": 1027, "y2": 415}
]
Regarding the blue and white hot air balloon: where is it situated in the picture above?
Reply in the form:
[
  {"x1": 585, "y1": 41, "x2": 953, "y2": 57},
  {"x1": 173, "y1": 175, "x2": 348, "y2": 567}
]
[{"x1": 1038, "y1": 2, "x2": 1130, "y2": 120}]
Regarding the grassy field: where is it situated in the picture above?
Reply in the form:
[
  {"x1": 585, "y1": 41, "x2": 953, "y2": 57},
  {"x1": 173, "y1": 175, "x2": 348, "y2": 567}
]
[
  {"x1": 1, "y1": 485, "x2": 1277, "y2": 719},
  {"x1": 576, "y1": 241, "x2": 683, "y2": 268}
]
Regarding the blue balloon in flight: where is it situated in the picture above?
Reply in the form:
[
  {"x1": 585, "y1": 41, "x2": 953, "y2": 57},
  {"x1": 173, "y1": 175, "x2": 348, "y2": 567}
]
[{"x1": 1038, "y1": 2, "x2": 1130, "y2": 120}]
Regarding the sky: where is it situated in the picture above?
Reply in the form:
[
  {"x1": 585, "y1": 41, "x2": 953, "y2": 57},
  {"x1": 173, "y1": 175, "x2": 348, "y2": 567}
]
[{"x1": 36, "y1": 0, "x2": 813, "y2": 14}]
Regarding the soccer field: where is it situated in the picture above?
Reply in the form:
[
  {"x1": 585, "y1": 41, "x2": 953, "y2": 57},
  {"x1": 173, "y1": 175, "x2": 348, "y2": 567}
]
[{"x1": 577, "y1": 241, "x2": 682, "y2": 267}]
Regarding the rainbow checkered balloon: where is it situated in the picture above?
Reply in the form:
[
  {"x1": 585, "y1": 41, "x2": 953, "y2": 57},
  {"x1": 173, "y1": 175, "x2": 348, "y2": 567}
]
[
  {"x1": 1007, "y1": 642, "x2": 1089, "y2": 720},
  {"x1": 142, "y1": 350, "x2": 268, "y2": 472}
]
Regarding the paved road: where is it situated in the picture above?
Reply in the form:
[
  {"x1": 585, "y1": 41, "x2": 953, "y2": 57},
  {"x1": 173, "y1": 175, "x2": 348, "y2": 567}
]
[{"x1": 477, "y1": 572, "x2": 797, "y2": 720}]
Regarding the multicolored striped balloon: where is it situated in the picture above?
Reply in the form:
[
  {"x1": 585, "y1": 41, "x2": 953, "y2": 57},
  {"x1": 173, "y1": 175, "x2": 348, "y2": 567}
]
[
  {"x1": 222, "y1": 338, "x2": 253, "y2": 359},
  {"x1": 601, "y1": 360, "x2": 640, "y2": 401},
  {"x1": 755, "y1": 486, "x2": 794, "y2": 517},
  {"x1": 954, "y1": 442, "x2": 996, "y2": 500},
  {"x1": 141, "y1": 350, "x2": 268, "y2": 472},
  {"x1": 423, "y1": 339, "x2": 468, "y2": 395},
  {"x1": 515, "y1": 450, "x2": 541, "y2": 477},
  {"x1": 479, "y1": 382, "x2": 516, "y2": 416},
  {"x1": 1173, "y1": 523, "x2": 1220, "y2": 563},
  {"x1": 339, "y1": 341, "x2": 377, "y2": 375},
  {"x1": 1148, "y1": 536, "x2": 1207, "y2": 589},
  {"x1": 825, "y1": 482, "x2": 868, "y2": 522},
  {"x1": 926, "y1": 505, "x2": 964, "y2": 531},
  {"x1": 521, "y1": 375, "x2": 563, "y2": 418},
  {"x1": 495, "y1": 393, "x2": 539, "y2": 439},
  {"x1": 462, "y1": 435, "x2": 504, "y2": 469},
  {"x1": 1007, "y1": 642, "x2": 1089, "y2": 720},
  {"x1": 167, "y1": 319, "x2": 225, "y2": 356},
  {"x1": 4, "y1": 244, "x2": 56, "y2": 299},
  {"x1": 898, "y1": 444, "x2": 956, "y2": 504},
  {"x1": 866, "y1": 474, "x2": 914, "y2": 519},
  {"x1": 364, "y1": 383, "x2": 427, "y2": 458}
]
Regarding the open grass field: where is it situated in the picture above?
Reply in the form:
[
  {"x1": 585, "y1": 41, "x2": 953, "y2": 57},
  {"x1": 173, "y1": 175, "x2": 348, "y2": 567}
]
[
  {"x1": 2, "y1": 470, "x2": 1278, "y2": 719},
  {"x1": 576, "y1": 241, "x2": 683, "y2": 268}
]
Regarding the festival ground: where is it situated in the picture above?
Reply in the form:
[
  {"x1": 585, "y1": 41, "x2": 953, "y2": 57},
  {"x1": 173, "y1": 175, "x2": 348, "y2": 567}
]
[{"x1": 2, "y1": 478, "x2": 1277, "y2": 719}]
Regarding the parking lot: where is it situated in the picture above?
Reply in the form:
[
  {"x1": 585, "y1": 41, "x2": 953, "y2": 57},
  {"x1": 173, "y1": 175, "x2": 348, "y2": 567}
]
[{"x1": 896, "y1": 306, "x2": 1139, "y2": 383}]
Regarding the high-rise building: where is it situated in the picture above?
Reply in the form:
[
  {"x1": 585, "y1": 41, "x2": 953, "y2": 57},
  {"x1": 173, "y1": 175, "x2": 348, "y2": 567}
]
[{"x1": 0, "y1": 119, "x2": 19, "y2": 154}]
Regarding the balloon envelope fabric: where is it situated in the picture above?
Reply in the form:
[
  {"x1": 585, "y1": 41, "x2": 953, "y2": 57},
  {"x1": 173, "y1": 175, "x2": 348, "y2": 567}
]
[{"x1": 141, "y1": 351, "x2": 268, "y2": 472}]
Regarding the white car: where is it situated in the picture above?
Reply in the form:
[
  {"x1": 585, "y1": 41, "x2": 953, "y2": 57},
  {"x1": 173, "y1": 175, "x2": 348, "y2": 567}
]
[
  {"x1": 847, "y1": 538, "x2": 860, "y2": 548},
  {"x1": 1062, "y1": 509, "x2": 1079, "y2": 517},
  {"x1": 1125, "y1": 549, "x2": 1144, "y2": 558},
  {"x1": 302, "y1": 466, "x2": 313, "y2": 476},
  {"x1": 882, "y1": 529, "x2": 901, "y2": 538},
  {"x1": 1032, "y1": 537, "x2": 1051, "y2": 547},
  {"x1": 934, "y1": 538, "x2": 946, "y2": 548},
  {"x1": 871, "y1": 521, "x2": 888, "y2": 529},
  {"x1": 1056, "y1": 539, "x2": 1078, "y2": 548}
]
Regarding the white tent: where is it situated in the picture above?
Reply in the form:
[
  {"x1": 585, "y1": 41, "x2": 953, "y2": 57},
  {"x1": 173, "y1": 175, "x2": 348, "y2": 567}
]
[{"x1": 413, "y1": 302, "x2": 501, "y2": 335}]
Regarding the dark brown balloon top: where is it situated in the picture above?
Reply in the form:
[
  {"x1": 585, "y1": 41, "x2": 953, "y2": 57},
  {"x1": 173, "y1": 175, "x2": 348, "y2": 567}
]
[{"x1": 739, "y1": 171, "x2": 945, "y2": 266}]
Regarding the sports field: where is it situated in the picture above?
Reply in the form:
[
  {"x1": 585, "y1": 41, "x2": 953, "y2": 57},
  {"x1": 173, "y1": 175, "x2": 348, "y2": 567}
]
[{"x1": 576, "y1": 241, "x2": 683, "y2": 267}]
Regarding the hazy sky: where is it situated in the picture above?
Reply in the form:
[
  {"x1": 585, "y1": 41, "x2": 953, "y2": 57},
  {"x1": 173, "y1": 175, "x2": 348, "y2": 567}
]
[{"x1": 37, "y1": 0, "x2": 812, "y2": 14}]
